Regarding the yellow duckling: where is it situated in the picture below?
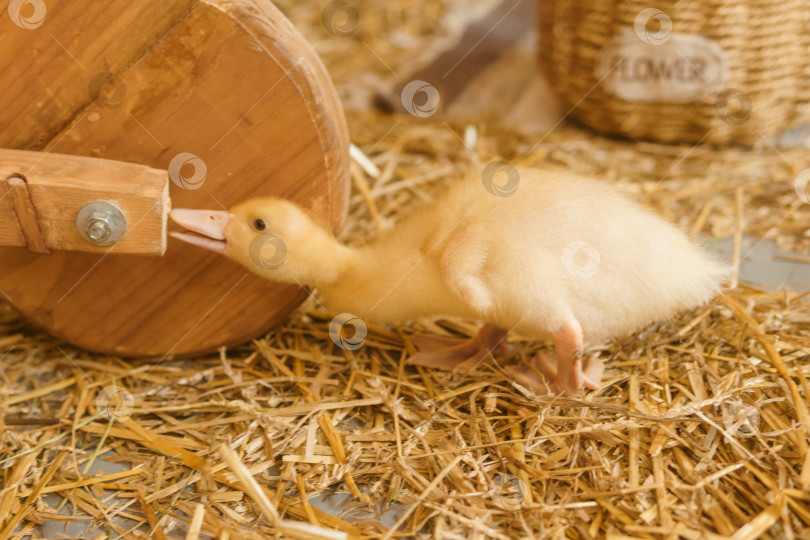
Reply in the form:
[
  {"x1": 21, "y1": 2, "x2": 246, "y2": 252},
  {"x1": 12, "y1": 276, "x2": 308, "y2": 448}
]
[{"x1": 170, "y1": 165, "x2": 728, "y2": 394}]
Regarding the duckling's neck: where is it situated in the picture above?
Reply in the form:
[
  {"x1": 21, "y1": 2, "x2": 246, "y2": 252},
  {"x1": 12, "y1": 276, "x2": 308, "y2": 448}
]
[
  {"x1": 311, "y1": 234, "x2": 467, "y2": 324},
  {"x1": 288, "y1": 228, "x2": 354, "y2": 288}
]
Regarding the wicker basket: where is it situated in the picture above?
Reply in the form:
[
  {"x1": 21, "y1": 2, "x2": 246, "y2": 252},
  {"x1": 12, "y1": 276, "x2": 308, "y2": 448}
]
[{"x1": 538, "y1": 0, "x2": 810, "y2": 145}]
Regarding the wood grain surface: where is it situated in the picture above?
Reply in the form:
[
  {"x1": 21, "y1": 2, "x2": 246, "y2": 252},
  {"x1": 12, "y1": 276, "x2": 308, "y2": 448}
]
[{"x1": 0, "y1": 0, "x2": 350, "y2": 356}]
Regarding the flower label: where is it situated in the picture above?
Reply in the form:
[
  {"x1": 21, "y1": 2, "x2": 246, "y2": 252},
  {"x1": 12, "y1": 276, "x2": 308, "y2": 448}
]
[{"x1": 596, "y1": 31, "x2": 729, "y2": 102}]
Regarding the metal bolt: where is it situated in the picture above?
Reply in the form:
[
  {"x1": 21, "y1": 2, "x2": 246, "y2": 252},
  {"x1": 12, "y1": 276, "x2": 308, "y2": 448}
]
[
  {"x1": 86, "y1": 214, "x2": 112, "y2": 241},
  {"x1": 76, "y1": 201, "x2": 126, "y2": 247}
]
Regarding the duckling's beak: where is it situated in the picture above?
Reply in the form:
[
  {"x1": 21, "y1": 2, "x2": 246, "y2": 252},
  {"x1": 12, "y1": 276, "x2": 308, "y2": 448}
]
[{"x1": 169, "y1": 209, "x2": 231, "y2": 254}]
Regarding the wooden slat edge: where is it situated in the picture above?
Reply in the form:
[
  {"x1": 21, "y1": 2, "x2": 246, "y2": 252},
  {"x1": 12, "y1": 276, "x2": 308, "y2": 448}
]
[{"x1": 5, "y1": 175, "x2": 50, "y2": 254}]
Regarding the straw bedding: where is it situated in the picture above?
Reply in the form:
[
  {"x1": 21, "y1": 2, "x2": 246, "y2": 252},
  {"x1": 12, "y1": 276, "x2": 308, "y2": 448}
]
[{"x1": 2, "y1": 1, "x2": 810, "y2": 538}]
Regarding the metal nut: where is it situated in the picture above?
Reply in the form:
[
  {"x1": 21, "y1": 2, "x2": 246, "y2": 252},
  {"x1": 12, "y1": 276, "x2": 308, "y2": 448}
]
[
  {"x1": 86, "y1": 213, "x2": 112, "y2": 241},
  {"x1": 76, "y1": 202, "x2": 126, "y2": 247}
]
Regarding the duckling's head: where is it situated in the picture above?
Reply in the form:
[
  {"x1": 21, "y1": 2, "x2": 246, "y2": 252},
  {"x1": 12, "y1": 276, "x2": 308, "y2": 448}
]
[{"x1": 170, "y1": 198, "x2": 342, "y2": 286}]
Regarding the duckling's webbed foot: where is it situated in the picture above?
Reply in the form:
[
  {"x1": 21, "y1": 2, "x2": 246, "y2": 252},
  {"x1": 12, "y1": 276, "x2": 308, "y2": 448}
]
[
  {"x1": 506, "y1": 320, "x2": 604, "y2": 394},
  {"x1": 508, "y1": 351, "x2": 604, "y2": 394},
  {"x1": 407, "y1": 323, "x2": 508, "y2": 373}
]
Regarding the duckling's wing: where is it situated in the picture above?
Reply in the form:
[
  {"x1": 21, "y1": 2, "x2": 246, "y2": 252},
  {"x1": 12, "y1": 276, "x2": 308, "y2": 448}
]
[{"x1": 439, "y1": 220, "x2": 492, "y2": 314}]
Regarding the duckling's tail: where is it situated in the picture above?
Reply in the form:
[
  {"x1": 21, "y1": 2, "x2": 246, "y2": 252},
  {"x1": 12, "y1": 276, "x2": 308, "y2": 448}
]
[{"x1": 675, "y1": 247, "x2": 733, "y2": 309}]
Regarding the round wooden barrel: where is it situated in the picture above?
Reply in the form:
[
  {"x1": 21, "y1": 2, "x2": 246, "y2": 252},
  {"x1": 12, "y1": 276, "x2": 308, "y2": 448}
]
[{"x1": 0, "y1": 0, "x2": 350, "y2": 356}]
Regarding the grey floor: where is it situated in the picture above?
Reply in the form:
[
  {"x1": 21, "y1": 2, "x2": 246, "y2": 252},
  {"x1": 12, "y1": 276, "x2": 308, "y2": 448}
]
[{"x1": 30, "y1": 236, "x2": 810, "y2": 538}]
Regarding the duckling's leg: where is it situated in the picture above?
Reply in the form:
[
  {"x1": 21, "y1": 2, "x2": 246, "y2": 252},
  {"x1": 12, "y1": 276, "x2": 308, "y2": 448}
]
[
  {"x1": 543, "y1": 320, "x2": 603, "y2": 393},
  {"x1": 407, "y1": 323, "x2": 508, "y2": 373}
]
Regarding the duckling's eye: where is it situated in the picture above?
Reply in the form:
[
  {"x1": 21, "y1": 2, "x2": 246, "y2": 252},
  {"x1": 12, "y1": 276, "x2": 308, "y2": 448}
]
[{"x1": 251, "y1": 218, "x2": 266, "y2": 231}]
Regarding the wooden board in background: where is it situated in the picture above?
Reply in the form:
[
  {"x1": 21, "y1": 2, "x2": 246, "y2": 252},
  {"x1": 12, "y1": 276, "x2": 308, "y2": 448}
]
[{"x1": 381, "y1": 0, "x2": 563, "y2": 133}]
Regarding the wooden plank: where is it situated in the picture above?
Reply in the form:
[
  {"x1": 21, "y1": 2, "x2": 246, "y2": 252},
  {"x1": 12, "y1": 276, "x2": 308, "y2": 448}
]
[
  {"x1": 383, "y1": 0, "x2": 535, "y2": 111},
  {"x1": 0, "y1": 149, "x2": 168, "y2": 255},
  {"x1": 380, "y1": 0, "x2": 563, "y2": 132}
]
